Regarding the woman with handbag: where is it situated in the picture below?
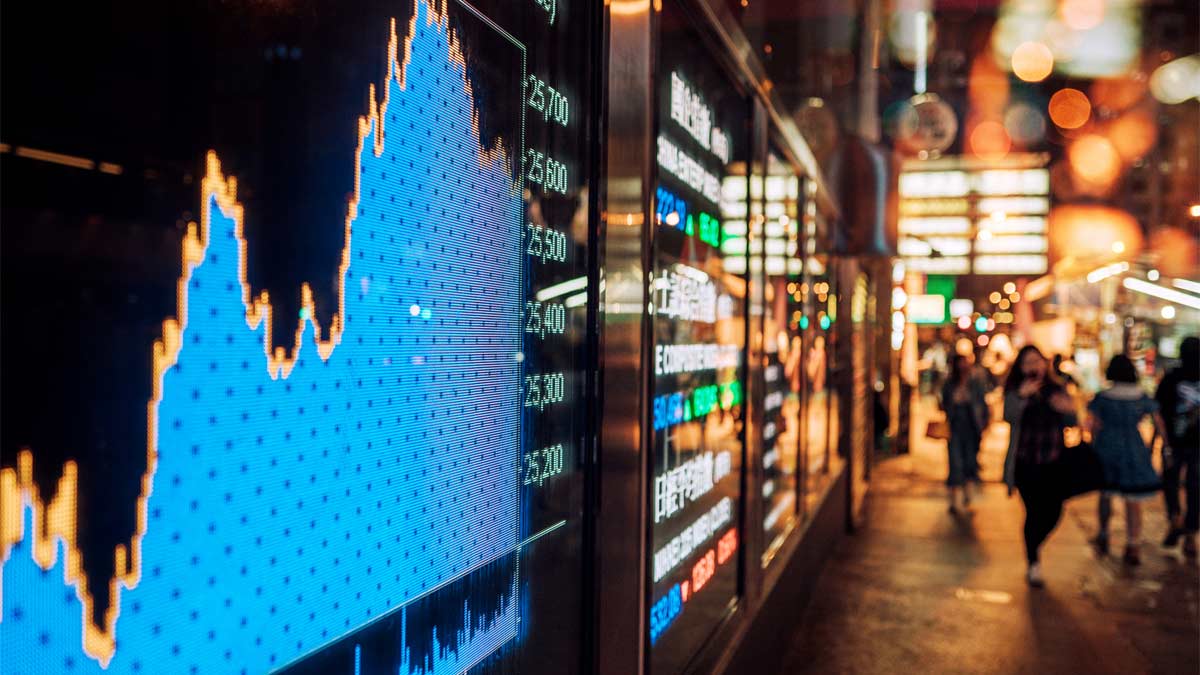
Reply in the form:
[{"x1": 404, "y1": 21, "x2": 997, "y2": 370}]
[
  {"x1": 1003, "y1": 345, "x2": 1078, "y2": 588},
  {"x1": 1088, "y1": 355, "x2": 1170, "y2": 565},
  {"x1": 941, "y1": 354, "x2": 988, "y2": 514}
]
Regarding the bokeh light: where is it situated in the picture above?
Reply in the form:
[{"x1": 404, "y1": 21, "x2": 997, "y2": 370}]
[
  {"x1": 1067, "y1": 134, "x2": 1120, "y2": 187},
  {"x1": 888, "y1": 10, "x2": 937, "y2": 66},
  {"x1": 1060, "y1": 0, "x2": 1105, "y2": 31},
  {"x1": 1107, "y1": 107, "x2": 1157, "y2": 161},
  {"x1": 1011, "y1": 41, "x2": 1054, "y2": 82},
  {"x1": 1149, "y1": 54, "x2": 1200, "y2": 104},
  {"x1": 1048, "y1": 205, "x2": 1143, "y2": 260},
  {"x1": 956, "y1": 337, "x2": 975, "y2": 356},
  {"x1": 1090, "y1": 75, "x2": 1148, "y2": 113},
  {"x1": 1003, "y1": 102, "x2": 1047, "y2": 145},
  {"x1": 1149, "y1": 226, "x2": 1199, "y2": 277},
  {"x1": 1048, "y1": 88, "x2": 1091, "y2": 129},
  {"x1": 969, "y1": 54, "x2": 1011, "y2": 116},
  {"x1": 969, "y1": 119, "x2": 1012, "y2": 159},
  {"x1": 992, "y1": 0, "x2": 1140, "y2": 78}
]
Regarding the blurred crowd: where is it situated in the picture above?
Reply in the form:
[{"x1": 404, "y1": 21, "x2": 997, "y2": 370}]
[{"x1": 921, "y1": 334, "x2": 1199, "y2": 587}]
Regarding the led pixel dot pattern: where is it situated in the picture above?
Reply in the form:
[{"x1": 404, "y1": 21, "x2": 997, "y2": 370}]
[{"x1": 0, "y1": 2, "x2": 525, "y2": 672}]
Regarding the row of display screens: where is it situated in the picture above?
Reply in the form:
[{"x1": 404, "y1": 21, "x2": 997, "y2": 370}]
[
  {"x1": 649, "y1": 2, "x2": 852, "y2": 668},
  {"x1": 0, "y1": 0, "x2": 858, "y2": 672}
]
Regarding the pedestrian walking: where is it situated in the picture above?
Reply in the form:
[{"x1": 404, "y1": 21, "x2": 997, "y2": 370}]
[
  {"x1": 941, "y1": 353, "x2": 987, "y2": 513},
  {"x1": 1156, "y1": 336, "x2": 1200, "y2": 558},
  {"x1": 922, "y1": 341, "x2": 949, "y2": 396},
  {"x1": 1087, "y1": 355, "x2": 1169, "y2": 565},
  {"x1": 1003, "y1": 345, "x2": 1078, "y2": 587}
]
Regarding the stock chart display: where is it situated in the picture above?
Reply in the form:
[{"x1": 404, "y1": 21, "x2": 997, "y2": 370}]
[
  {"x1": 649, "y1": 1, "x2": 748, "y2": 669},
  {"x1": 0, "y1": 0, "x2": 593, "y2": 672}
]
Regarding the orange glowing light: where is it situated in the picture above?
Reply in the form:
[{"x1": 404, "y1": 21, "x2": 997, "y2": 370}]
[
  {"x1": 692, "y1": 549, "x2": 717, "y2": 593},
  {"x1": 1068, "y1": 134, "x2": 1120, "y2": 187},
  {"x1": 717, "y1": 528, "x2": 738, "y2": 564},
  {"x1": 969, "y1": 54, "x2": 1011, "y2": 116},
  {"x1": 969, "y1": 120, "x2": 1011, "y2": 159},
  {"x1": 1107, "y1": 107, "x2": 1157, "y2": 161},
  {"x1": 0, "y1": 3, "x2": 502, "y2": 665},
  {"x1": 1048, "y1": 88, "x2": 1091, "y2": 129},
  {"x1": 1090, "y1": 76, "x2": 1148, "y2": 113},
  {"x1": 1011, "y1": 42, "x2": 1054, "y2": 82},
  {"x1": 1149, "y1": 226, "x2": 1199, "y2": 277},
  {"x1": 1061, "y1": 0, "x2": 1105, "y2": 31},
  {"x1": 1048, "y1": 205, "x2": 1143, "y2": 260}
]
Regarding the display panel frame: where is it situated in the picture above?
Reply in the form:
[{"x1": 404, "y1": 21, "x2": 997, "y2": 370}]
[
  {"x1": 645, "y1": 0, "x2": 754, "y2": 667},
  {"x1": 0, "y1": 0, "x2": 605, "y2": 672},
  {"x1": 593, "y1": 0, "x2": 848, "y2": 671}
]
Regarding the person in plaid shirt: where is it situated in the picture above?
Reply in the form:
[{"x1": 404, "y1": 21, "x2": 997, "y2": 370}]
[{"x1": 1003, "y1": 345, "x2": 1078, "y2": 588}]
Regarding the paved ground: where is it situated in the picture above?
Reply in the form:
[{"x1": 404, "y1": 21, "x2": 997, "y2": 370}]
[{"x1": 776, "y1": 397, "x2": 1200, "y2": 675}]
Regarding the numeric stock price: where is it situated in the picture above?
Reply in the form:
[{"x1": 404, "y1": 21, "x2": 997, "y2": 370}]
[
  {"x1": 522, "y1": 443, "x2": 566, "y2": 486},
  {"x1": 527, "y1": 223, "x2": 568, "y2": 263},
  {"x1": 524, "y1": 372, "x2": 565, "y2": 411},
  {"x1": 526, "y1": 149, "x2": 568, "y2": 194},
  {"x1": 525, "y1": 301, "x2": 567, "y2": 339}
]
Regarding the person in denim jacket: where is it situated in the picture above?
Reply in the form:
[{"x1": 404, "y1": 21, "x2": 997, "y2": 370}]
[
  {"x1": 1088, "y1": 355, "x2": 1169, "y2": 565},
  {"x1": 941, "y1": 354, "x2": 988, "y2": 514}
]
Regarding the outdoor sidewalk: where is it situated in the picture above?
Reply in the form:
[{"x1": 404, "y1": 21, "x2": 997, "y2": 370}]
[{"x1": 775, "y1": 398, "x2": 1200, "y2": 675}]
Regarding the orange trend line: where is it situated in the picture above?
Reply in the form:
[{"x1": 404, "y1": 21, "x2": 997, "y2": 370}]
[{"x1": 0, "y1": 1, "x2": 513, "y2": 665}]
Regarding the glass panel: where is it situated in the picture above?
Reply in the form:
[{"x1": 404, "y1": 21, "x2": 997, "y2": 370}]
[
  {"x1": 0, "y1": 1, "x2": 595, "y2": 672},
  {"x1": 649, "y1": 0, "x2": 748, "y2": 669},
  {"x1": 827, "y1": 266, "x2": 844, "y2": 478},
  {"x1": 803, "y1": 210, "x2": 836, "y2": 511},
  {"x1": 761, "y1": 151, "x2": 801, "y2": 564}
]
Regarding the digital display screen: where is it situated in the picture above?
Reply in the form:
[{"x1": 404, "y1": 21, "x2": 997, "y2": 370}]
[
  {"x1": 760, "y1": 153, "x2": 801, "y2": 558},
  {"x1": 1, "y1": 0, "x2": 593, "y2": 672},
  {"x1": 649, "y1": 0, "x2": 748, "y2": 669}
]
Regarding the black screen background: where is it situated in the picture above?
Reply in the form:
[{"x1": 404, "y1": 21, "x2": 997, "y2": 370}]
[{"x1": 0, "y1": 0, "x2": 596, "y2": 672}]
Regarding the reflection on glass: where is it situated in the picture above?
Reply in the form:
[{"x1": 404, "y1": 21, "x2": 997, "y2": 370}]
[
  {"x1": 649, "y1": 0, "x2": 748, "y2": 669},
  {"x1": 804, "y1": 226, "x2": 841, "y2": 511},
  {"x1": 761, "y1": 151, "x2": 801, "y2": 564}
]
